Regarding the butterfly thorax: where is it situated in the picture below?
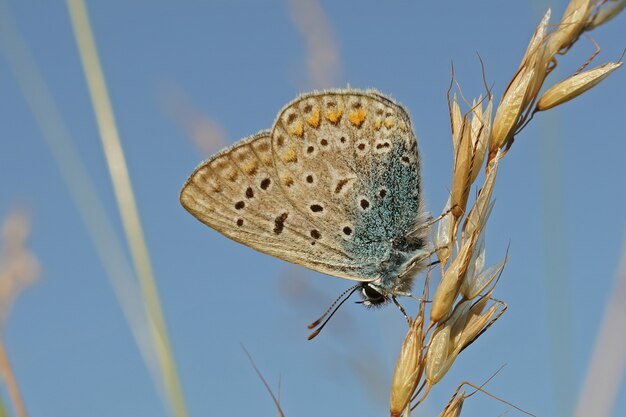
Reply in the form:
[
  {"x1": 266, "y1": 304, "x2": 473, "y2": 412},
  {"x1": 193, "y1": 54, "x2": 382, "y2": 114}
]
[{"x1": 359, "y1": 229, "x2": 431, "y2": 306}]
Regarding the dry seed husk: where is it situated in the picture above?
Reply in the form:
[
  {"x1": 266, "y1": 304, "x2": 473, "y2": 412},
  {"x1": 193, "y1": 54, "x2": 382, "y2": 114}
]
[
  {"x1": 451, "y1": 119, "x2": 473, "y2": 217},
  {"x1": 462, "y1": 256, "x2": 506, "y2": 300},
  {"x1": 437, "y1": 392, "x2": 465, "y2": 417},
  {"x1": 430, "y1": 237, "x2": 475, "y2": 323},
  {"x1": 451, "y1": 93, "x2": 463, "y2": 155},
  {"x1": 490, "y1": 67, "x2": 535, "y2": 152},
  {"x1": 460, "y1": 234, "x2": 485, "y2": 298},
  {"x1": 390, "y1": 317, "x2": 424, "y2": 417},
  {"x1": 589, "y1": 0, "x2": 626, "y2": 29},
  {"x1": 468, "y1": 98, "x2": 492, "y2": 184},
  {"x1": 537, "y1": 62, "x2": 623, "y2": 110},
  {"x1": 521, "y1": 12, "x2": 552, "y2": 109},
  {"x1": 547, "y1": 0, "x2": 592, "y2": 55},
  {"x1": 425, "y1": 325, "x2": 453, "y2": 384},
  {"x1": 448, "y1": 300, "x2": 475, "y2": 348},
  {"x1": 457, "y1": 302, "x2": 500, "y2": 350},
  {"x1": 435, "y1": 197, "x2": 454, "y2": 265},
  {"x1": 523, "y1": 9, "x2": 551, "y2": 63},
  {"x1": 464, "y1": 150, "x2": 500, "y2": 240}
]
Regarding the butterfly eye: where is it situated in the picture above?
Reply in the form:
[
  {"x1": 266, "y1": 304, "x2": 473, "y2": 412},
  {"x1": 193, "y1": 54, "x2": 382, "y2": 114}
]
[{"x1": 362, "y1": 284, "x2": 385, "y2": 305}]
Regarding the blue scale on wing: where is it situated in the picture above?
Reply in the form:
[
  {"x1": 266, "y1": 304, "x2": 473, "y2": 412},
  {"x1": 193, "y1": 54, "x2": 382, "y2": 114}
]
[{"x1": 344, "y1": 140, "x2": 423, "y2": 284}]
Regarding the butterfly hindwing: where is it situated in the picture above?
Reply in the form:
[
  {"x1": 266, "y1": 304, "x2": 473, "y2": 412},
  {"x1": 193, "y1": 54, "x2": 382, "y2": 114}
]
[{"x1": 270, "y1": 90, "x2": 425, "y2": 280}]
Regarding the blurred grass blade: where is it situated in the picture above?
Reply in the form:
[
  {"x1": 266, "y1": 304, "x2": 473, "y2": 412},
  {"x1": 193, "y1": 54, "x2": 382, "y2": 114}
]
[
  {"x1": 0, "y1": 0, "x2": 163, "y2": 409},
  {"x1": 0, "y1": 210, "x2": 39, "y2": 417},
  {"x1": 0, "y1": 339, "x2": 26, "y2": 417},
  {"x1": 287, "y1": 0, "x2": 341, "y2": 88},
  {"x1": 0, "y1": 394, "x2": 9, "y2": 417},
  {"x1": 65, "y1": 1, "x2": 187, "y2": 416},
  {"x1": 574, "y1": 237, "x2": 626, "y2": 417}
]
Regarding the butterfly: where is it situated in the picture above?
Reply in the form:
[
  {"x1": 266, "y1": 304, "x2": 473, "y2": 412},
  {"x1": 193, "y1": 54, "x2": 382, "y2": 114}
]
[{"x1": 180, "y1": 89, "x2": 431, "y2": 316}]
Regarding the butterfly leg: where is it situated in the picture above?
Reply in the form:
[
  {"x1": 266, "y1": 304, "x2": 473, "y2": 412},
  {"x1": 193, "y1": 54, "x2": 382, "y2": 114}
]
[{"x1": 391, "y1": 296, "x2": 410, "y2": 324}]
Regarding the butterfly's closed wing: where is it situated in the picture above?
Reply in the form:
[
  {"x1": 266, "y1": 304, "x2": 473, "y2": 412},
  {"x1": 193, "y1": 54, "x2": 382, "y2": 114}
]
[
  {"x1": 180, "y1": 89, "x2": 427, "y2": 286},
  {"x1": 180, "y1": 131, "x2": 368, "y2": 280},
  {"x1": 270, "y1": 90, "x2": 426, "y2": 282}
]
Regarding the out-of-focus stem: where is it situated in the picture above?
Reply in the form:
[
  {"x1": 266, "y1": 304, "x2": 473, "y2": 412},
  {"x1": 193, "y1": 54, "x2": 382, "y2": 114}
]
[
  {"x1": 0, "y1": 339, "x2": 27, "y2": 417},
  {"x1": 66, "y1": 1, "x2": 188, "y2": 416}
]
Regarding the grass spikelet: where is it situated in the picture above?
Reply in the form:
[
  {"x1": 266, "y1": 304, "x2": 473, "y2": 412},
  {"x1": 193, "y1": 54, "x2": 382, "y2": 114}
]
[
  {"x1": 536, "y1": 62, "x2": 623, "y2": 110},
  {"x1": 431, "y1": 233, "x2": 477, "y2": 323},
  {"x1": 390, "y1": 315, "x2": 425, "y2": 417}
]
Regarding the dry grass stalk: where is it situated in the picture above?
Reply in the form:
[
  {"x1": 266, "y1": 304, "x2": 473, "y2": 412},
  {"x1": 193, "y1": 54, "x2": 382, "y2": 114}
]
[
  {"x1": 66, "y1": 1, "x2": 188, "y2": 415},
  {"x1": 0, "y1": 1, "x2": 179, "y2": 408},
  {"x1": 389, "y1": 1, "x2": 622, "y2": 415}
]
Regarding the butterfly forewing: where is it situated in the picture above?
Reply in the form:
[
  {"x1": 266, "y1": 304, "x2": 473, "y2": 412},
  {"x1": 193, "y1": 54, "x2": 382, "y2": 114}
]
[{"x1": 180, "y1": 131, "x2": 367, "y2": 280}]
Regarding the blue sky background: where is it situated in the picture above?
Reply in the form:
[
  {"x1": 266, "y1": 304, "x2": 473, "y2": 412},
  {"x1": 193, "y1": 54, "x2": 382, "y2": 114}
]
[{"x1": 0, "y1": 1, "x2": 625, "y2": 416}]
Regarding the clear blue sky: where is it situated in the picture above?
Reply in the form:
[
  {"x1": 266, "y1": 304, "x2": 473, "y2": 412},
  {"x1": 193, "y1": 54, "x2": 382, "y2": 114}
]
[{"x1": 0, "y1": 1, "x2": 624, "y2": 416}]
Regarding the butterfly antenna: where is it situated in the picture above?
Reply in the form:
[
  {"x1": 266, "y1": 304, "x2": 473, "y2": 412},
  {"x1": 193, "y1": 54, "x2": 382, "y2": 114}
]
[{"x1": 307, "y1": 285, "x2": 360, "y2": 340}]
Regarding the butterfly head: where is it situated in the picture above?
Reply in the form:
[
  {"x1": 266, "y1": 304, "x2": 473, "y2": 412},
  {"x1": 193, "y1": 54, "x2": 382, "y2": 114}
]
[{"x1": 359, "y1": 282, "x2": 389, "y2": 307}]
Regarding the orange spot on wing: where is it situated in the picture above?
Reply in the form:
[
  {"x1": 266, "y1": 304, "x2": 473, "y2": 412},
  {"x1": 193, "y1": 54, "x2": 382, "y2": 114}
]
[
  {"x1": 306, "y1": 108, "x2": 321, "y2": 128},
  {"x1": 243, "y1": 161, "x2": 258, "y2": 175},
  {"x1": 290, "y1": 120, "x2": 305, "y2": 138},
  {"x1": 282, "y1": 147, "x2": 298, "y2": 163},
  {"x1": 326, "y1": 109, "x2": 343, "y2": 125},
  {"x1": 261, "y1": 154, "x2": 273, "y2": 166},
  {"x1": 227, "y1": 170, "x2": 238, "y2": 181},
  {"x1": 349, "y1": 109, "x2": 367, "y2": 127}
]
